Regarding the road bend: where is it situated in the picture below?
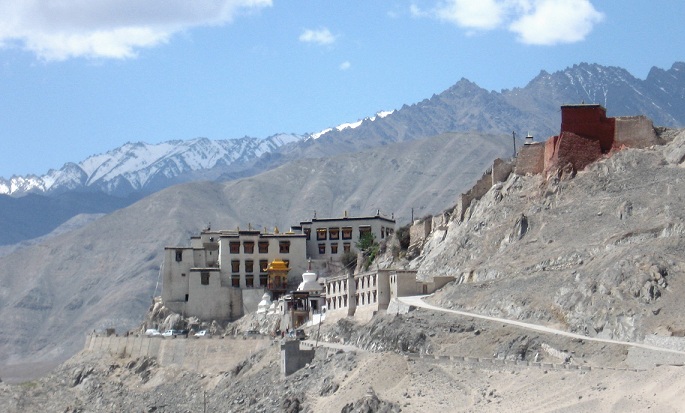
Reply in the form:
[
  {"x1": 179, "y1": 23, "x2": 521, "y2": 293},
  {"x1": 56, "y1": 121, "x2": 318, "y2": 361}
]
[{"x1": 398, "y1": 295, "x2": 685, "y2": 356}]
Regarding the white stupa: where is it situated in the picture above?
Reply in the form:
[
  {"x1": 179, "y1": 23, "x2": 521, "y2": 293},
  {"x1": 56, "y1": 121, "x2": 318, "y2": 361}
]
[
  {"x1": 297, "y1": 269, "x2": 323, "y2": 292},
  {"x1": 257, "y1": 292, "x2": 272, "y2": 314}
]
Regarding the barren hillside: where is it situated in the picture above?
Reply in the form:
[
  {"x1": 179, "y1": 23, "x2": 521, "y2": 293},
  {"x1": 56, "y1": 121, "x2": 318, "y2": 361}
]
[
  {"x1": 414, "y1": 128, "x2": 685, "y2": 343},
  {"x1": 3, "y1": 130, "x2": 685, "y2": 412},
  {"x1": 0, "y1": 132, "x2": 511, "y2": 380}
]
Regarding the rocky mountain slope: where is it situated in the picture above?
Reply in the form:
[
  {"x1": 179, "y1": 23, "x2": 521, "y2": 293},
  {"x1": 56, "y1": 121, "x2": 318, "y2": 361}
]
[
  {"x1": 4, "y1": 300, "x2": 685, "y2": 412},
  {"x1": 3, "y1": 129, "x2": 685, "y2": 412},
  {"x1": 0, "y1": 131, "x2": 512, "y2": 379},
  {"x1": 412, "y1": 128, "x2": 685, "y2": 345}
]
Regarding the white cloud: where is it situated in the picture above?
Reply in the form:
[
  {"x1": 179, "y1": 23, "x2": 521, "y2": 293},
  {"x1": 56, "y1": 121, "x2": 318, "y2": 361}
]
[
  {"x1": 509, "y1": 0, "x2": 604, "y2": 45},
  {"x1": 299, "y1": 28, "x2": 336, "y2": 46},
  {"x1": 415, "y1": 0, "x2": 603, "y2": 45},
  {"x1": 435, "y1": 0, "x2": 504, "y2": 30},
  {"x1": 0, "y1": 0, "x2": 272, "y2": 60},
  {"x1": 339, "y1": 61, "x2": 351, "y2": 70}
]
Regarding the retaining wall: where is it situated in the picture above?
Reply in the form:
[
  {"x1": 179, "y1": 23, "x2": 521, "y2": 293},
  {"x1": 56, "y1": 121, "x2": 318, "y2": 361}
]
[{"x1": 83, "y1": 335, "x2": 272, "y2": 373}]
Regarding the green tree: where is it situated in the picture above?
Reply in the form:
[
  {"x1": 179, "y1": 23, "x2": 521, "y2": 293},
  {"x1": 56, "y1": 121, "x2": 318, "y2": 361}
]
[{"x1": 356, "y1": 232, "x2": 379, "y2": 270}]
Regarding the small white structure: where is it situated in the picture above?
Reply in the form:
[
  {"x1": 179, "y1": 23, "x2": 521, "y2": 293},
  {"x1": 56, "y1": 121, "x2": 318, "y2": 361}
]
[
  {"x1": 257, "y1": 292, "x2": 272, "y2": 315},
  {"x1": 297, "y1": 269, "x2": 323, "y2": 293}
]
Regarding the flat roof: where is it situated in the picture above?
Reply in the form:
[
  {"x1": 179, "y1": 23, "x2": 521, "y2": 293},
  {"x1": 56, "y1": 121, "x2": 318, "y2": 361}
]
[
  {"x1": 560, "y1": 103, "x2": 606, "y2": 110},
  {"x1": 300, "y1": 215, "x2": 395, "y2": 225}
]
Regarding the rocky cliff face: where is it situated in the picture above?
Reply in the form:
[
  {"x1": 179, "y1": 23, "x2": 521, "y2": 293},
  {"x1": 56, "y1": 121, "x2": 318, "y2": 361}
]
[{"x1": 412, "y1": 128, "x2": 685, "y2": 342}]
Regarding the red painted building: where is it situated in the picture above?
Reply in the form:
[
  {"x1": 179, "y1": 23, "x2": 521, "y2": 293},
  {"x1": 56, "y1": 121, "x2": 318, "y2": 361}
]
[{"x1": 559, "y1": 104, "x2": 615, "y2": 153}]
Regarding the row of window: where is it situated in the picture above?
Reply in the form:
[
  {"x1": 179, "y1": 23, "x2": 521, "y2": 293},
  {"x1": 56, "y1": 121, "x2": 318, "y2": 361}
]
[
  {"x1": 326, "y1": 291, "x2": 378, "y2": 309},
  {"x1": 317, "y1": 242, "x2": 351, "y2": 255},
  {"x1": 174, "y1": 240, "x2": 291, "y2": 262},
  {"x1": 326, "y1": 274, "x2": 377, "y2": 295},
  {"x1": 305, "y1": 226, "x2": 394, "y2": 241},
  {"x1": 229, "y1": 259, "x2": 290, "y2": 273},
  {"x1": 228, "y1": 240, "x2": 290, "y2": 254},
  {"x1": 197, "y1": 271, "x2": 269, "y2": 288}
]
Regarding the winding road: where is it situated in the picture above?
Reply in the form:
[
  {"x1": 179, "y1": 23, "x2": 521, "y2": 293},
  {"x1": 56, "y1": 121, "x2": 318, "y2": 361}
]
[{"x1": 398, "y1": 295, "x2": 685, "y2": 357}]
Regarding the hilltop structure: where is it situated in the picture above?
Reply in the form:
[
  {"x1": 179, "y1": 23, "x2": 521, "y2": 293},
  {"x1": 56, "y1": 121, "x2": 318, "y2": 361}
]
[
  {"x1": 414, "y1": 104, "x2": 663, "y2": 254},
  {"x1": 161, "y1": 213, "x2": 395, "y2": 322},
  {"x1": 516, "y1": 104, "x2": 659, "y2": 176}
]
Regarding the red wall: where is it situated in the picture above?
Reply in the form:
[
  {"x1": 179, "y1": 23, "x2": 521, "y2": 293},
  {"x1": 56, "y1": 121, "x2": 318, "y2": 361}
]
[
  {"x1": 560, "y1": 105, "x2": 615, "y2": 153},
  {"x1": 548, "y1": 131, "x2": 603, "y2": 173}
]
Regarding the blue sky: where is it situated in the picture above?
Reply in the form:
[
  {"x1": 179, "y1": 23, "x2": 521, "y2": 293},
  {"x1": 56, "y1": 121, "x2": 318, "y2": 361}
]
[{"x1": 0, "y1": 0, "x2": 683, "y2": 178}]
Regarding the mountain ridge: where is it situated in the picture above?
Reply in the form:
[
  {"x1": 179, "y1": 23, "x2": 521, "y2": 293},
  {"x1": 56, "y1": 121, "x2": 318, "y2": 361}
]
[
  {"x1": 2, "y1": 62, "x2": 683, "y2": 199},
  {"x1": 0, "y1": 134, "x2": 303, "y2": 196}
]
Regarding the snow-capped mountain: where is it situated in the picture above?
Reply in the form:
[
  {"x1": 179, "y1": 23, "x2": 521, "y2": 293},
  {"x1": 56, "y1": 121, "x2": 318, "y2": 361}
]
[
  {"x1": 309, "y1": 110, "x2": 395, "y2": 140},
  {"x1": 0, "y1": 134, "x2": 303, "y2": 196},
  {"x1": 1, "y1": 61, "x2": 684, "y2": 247}
]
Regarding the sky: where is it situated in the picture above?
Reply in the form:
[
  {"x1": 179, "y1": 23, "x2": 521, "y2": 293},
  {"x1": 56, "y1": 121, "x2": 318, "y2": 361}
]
[{"x1": 0, "y1": 0, "x2": 683, "y2": 178}]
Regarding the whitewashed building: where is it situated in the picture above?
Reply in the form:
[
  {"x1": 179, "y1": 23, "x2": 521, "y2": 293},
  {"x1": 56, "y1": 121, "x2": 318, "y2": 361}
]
[{"x1": 162, "y1": 227, "x2": 306, "y2": 322}]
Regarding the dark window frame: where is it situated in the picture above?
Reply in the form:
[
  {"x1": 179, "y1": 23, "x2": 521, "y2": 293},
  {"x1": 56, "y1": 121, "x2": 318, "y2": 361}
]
[
  {"x1": 243, "y1": 241, "x2": 255, "y2": 254},
  {"x1": 229, "y1": 241, "x2": 240, "y2": 254}
]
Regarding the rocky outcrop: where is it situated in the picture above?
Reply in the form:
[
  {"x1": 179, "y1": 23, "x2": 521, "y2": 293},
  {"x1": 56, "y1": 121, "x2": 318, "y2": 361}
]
[{"x1": 413, "y1": 128, "x2": 685, "y2": 342}]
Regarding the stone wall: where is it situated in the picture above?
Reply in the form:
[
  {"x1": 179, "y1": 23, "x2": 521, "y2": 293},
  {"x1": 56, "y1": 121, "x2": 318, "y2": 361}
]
[
  {"x1": 83, "y1": 334, "x2": 272, "y2": 373},
  {"x1": 455, "y1": 168, "x2": 493, "y2": 222},
  {"x1": 545, "y1": 131, "x2": 603, "y2": 174},
  {"x1": 281, "y1": 339, "x2": 315, "y2": 376},
  {"x1": 514, "y1": 143, "x2": 545, "y2": 175},
  {"x1": 409, "y1": 219, "x2": 432, "y2": 251},
  {"x1": 491, "y1": 158, "x2": 513, "y2": 185},
  {"x1": 614, "y1": 116, "x2": 659, "y2": 148}
]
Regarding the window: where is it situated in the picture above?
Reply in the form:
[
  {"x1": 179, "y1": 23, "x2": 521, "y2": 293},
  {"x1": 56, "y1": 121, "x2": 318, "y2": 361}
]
[
  {"x1": 304, "y1": 228, "x2": 311, "y2": 240},
  {"x1": 316, "y1": 228, "x2": 327, "y2": 240},
  {"x1": 381, "y1": 227, "x2": 385, "y2": 239},
  {"x1": 259, "y1": 274, "x2": 267, "y2": 287},
  {"x1": 231, "y1": 260, "x2": 240, "y2": 273},
  {"x1": 245, "y1": 260, "x2": 254, "y2": 273},
  {"x1": 229, "y1": 242, "x2": 240, "y2": 254},
  {"x1": 331, "y1": 243, "x2": 338, "y2": 254},
  {"x1": 175, "y1": 250, "x2": 183, "y2": 262},
  {"x1": 201, "y1": 271, "x2": 210, "y2": 285},
  {"x1": 231, "y1": 275, "x2": 240, "y2": 287},
  {"x1": 243, "y1": 241, "x2": 254, "y2": 254},
  {"x1": 246, "y1": 275, "x2": 254, "y2": 288},
  {"x1": 342, "y1": 227, "x2": 353, "y2": 240},
  {"x1": 259, "y1": 260, "x2": 268, "y2": 273},
  {"x1": 181, "y1": 273, "x2": 186, "y2": 277},
  {"x1": 359, "y1": 226, "x2": 372, "y2": 238},
  {"x1": 258, "y1": 241, "x2": 269, "y2": 253},
  {"x1": 279, "y1": 241, "x2": 290, "y2": 253},
  {"x1": 185, "y1": 294, "x2": 189, "y2": 302},
  {"x1": 343, "y1": 243, "x2": 351, "y2": 253},
  {"x1": 329, "y1": 227, "x2": 340, "y2": 240},
  {"x1": 318, "y1": 243, "x2": 326, "y2": 254}
]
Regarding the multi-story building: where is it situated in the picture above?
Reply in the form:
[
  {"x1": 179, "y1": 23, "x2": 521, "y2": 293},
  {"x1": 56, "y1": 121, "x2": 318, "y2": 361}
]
[
  {"x1": 294, "y1": 211, "x2": 396, "y2": 262},
  {"x1": 162, "y1": 227, "x2": 306, "y2": 322},
  {"x1": 323, "y1": 269, "x2": 454, "y2": 319},
  {"x1": 161, "y1": 212, "x2": 397, "y2": 322}
]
